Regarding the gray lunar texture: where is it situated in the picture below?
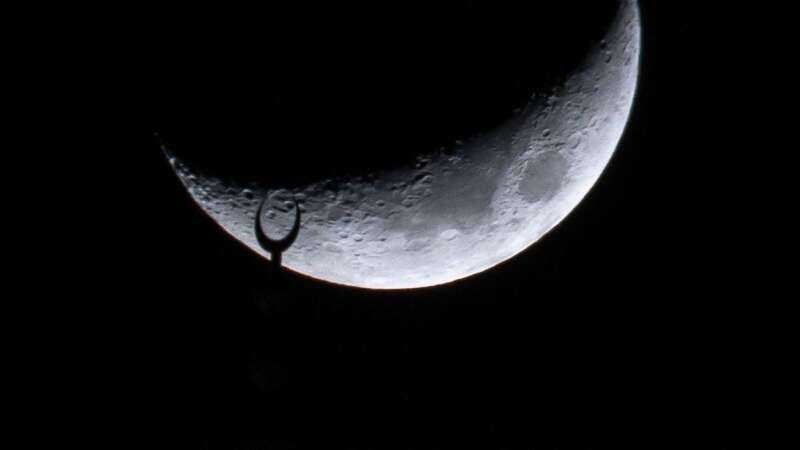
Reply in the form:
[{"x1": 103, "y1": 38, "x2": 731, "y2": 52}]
[{"x1": 164, "y1": 0, "x2": 641, "y2": 289}]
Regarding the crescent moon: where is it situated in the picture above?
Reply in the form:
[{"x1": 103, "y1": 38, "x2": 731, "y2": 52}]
[{"x1": 163, "y1": 0, "x2": 641, "y2": 289}]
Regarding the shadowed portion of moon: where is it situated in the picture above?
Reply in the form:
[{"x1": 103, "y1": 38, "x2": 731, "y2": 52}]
[
  {"x1": 153, "y1": 1, "x2": 625, "y2": 188},
  {"x1": 162, "y1": 0, "x2": 640, "y2": 289}
]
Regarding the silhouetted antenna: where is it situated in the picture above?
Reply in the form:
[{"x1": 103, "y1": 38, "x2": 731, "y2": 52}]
[{"x1": 255, "y1": 196, "x2": 301, "y2": 269}]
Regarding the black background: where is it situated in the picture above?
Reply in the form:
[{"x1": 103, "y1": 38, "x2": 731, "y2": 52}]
[{"x1": 83, "y1": 1, "x2": 755, "y2": 448}]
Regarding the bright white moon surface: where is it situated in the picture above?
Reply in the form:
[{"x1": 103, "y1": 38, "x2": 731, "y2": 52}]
[{"x1": 164, "y1": 0, "x2": 641, "y2": 289}]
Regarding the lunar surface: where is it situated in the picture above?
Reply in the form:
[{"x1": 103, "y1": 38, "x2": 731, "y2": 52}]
[{"x1": 163, "y1": 0, "x2": 641, "y2": 289}]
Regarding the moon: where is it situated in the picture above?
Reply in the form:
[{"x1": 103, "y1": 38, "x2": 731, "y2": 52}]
[{"x1": 163, "y1": 0, "x2": 640, "y2": 289}]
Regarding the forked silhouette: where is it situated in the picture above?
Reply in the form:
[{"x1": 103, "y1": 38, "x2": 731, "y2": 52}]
[{"x1": 255, "y1": 196, "x2": 301, "y2": 269}]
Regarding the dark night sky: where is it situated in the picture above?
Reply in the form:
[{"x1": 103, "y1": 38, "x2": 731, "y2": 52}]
[{"x1": 78, "y1": 1, "x2": 759, "y2": 448}]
